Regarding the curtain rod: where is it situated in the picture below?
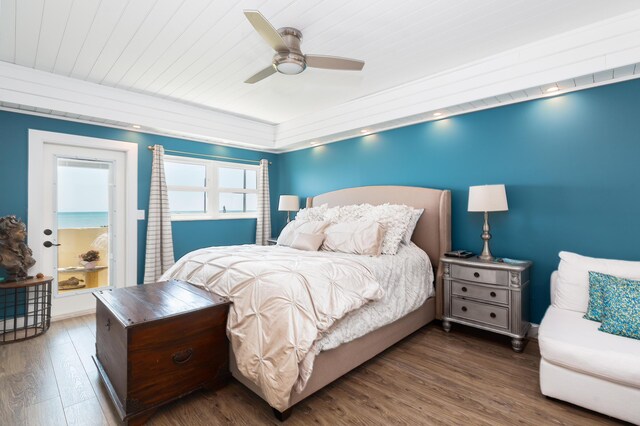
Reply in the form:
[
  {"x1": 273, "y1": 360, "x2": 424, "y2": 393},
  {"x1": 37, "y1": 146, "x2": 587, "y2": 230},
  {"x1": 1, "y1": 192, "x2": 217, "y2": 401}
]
[{"x1": 147, "y1": 146, "x2": 271, "y2": 165}]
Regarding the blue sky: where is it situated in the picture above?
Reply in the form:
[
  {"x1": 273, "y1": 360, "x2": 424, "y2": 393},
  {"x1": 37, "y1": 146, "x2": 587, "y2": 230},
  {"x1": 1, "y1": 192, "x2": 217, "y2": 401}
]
[{"x1": 57, "y1": 161, "x2": 109, "y2": 213}]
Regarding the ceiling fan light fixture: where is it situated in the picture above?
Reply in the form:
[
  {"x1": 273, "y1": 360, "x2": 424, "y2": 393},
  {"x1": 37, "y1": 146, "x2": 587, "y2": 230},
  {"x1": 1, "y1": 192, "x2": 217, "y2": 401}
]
[{"x1": 276, "y1": 61, "x2": 304, "y2": 75}]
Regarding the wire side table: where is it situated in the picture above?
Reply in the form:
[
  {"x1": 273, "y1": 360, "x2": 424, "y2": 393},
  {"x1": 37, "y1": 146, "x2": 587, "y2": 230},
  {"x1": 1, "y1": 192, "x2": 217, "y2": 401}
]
[{"x1": 0, "y1": 276, "x2": 52, "y2": 344}]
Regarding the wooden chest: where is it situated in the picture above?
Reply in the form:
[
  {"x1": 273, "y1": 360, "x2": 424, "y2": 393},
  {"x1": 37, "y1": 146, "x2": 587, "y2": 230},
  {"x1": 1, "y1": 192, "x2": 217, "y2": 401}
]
[{"x1": 93, "y1": 280, "x2": 230, "y2": 425}]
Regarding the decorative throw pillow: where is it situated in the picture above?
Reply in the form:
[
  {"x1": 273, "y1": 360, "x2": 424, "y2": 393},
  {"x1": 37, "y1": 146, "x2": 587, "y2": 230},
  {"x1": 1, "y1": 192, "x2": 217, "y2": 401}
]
[
  {"x1": 554, "y1": 251, "x2": 640, "y2": 313},
  {"x1": 363, "y1": 204, "x2": 413, "y2": 255},
  {"x1": 584, "y1": 271, "x2": 611, "y2": 322},
  {"x1": 321, "y1": 220, "x2": 385, "y2": 256},
  {"x1": 276, "y1": 220, "x2": 330, "y2": 246},
  {"x1": 402, "y1": 208, "x2": 424, "y2": 245},
  {"x1": 295, "y1": 204, "x2": 328, "y2": 221},
  {"x1": 290, "y1": 233, "x2": 325, "y2": 251},
  {"x1": 599, "y1": 276, "x2": 640, "y2": 340}
]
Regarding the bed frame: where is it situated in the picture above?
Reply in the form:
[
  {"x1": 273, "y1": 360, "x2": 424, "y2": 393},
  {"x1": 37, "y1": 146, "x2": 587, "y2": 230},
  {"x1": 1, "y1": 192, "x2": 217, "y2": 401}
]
[{"x1": 230, "y1": 185, "x2": 451, "y2": 420}]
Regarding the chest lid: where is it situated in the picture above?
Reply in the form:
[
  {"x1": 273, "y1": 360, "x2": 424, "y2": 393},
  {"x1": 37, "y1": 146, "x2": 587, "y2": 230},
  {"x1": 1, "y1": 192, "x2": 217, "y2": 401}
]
[{"x1": 94, "y1": 280, "x2": 228, "y2": 328}]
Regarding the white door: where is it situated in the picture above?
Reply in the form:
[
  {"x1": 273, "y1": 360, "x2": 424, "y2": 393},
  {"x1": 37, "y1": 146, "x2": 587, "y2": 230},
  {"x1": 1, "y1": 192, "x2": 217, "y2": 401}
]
[{"x1": 29, "y1": 133, "x2": 137, "y2": 319}]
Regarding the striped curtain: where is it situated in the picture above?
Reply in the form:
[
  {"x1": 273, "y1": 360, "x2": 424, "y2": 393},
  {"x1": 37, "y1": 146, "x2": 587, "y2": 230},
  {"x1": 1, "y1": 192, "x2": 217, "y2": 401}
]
[
  {"x1": 255, "y1": 159, "x2": 271, "y2": 245},
  {"x1": 143, "y1": 145, "x2": 175, "y2": 283}
]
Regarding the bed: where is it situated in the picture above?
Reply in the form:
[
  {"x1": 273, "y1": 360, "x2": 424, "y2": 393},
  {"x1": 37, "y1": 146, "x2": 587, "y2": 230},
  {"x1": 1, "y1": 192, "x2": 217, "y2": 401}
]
[{"x1": 164, "y1": 185, "x2": 451, "y2": 420}]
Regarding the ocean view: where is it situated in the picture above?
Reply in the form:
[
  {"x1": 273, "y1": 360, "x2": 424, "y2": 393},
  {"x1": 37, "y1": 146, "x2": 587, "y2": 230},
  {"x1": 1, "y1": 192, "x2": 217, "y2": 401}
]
[{"x1": 58, "y1": 212, "x2": 108, "y2": 229}]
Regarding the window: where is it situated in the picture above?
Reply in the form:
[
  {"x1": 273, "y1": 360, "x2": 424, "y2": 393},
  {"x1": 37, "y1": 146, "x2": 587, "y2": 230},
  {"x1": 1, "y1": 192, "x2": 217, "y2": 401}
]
[{"x1": 164, "y1": 155, "x2": 259, "y2": 220}]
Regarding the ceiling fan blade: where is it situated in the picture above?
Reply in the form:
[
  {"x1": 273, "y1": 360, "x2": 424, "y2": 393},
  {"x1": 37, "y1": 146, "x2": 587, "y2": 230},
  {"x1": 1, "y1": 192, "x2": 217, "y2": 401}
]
[
  {"x1": 305, "y1": 55, "x2": 365, "y2": 71},
  {"x1": 245, "y1": 65, "x2": 277, "y2": 84},
  {"x1": 243, "y1": 10, "x2": 288, "y2": 52}
]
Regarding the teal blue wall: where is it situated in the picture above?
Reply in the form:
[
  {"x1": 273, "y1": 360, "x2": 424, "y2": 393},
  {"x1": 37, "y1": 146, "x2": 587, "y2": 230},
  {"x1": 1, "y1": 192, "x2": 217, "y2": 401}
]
[
  {"x1": 2, "y1": 78, "x2": 640, "y2": 322},
  {"x1": 0, "y1": 110, "x2": 279, "y2": 283},
  {"x1": 277, "y1": 79, "x2": 640, "y2": 323}
]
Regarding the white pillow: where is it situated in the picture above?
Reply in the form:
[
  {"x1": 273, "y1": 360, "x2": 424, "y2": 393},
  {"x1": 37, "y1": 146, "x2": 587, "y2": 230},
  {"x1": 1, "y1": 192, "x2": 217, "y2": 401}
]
[
  {"x1": 363, "y1": 204, "x2": 413, "y2": 255},
  {"x1": 290, "y1": 233, "x2": 325, "y2": 251},
  {"x1": 295, "y1": 204, "x2": 328, "y2": 221},
  {"x1": 277, "y1": 220, "x2": 330, "y2": 247},
  {"x1": 554, "y1": 251, "x2": 640, "y2": 313},
  {"x1": 322, "y1": 220, "x2": 385, "y2": 256},
  {"x1": 402, "y1": 208, "x2": 424, "y2": 244}
]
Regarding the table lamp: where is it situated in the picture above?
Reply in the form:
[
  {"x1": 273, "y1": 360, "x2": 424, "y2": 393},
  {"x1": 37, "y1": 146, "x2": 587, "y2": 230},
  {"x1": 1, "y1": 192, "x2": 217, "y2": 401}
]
[
  {"x1": 468, "y1": 184, "x2": 508, "y2": 261},
  {"x1": 278, "y1": 195, "x2": 300, "y2": 223}
]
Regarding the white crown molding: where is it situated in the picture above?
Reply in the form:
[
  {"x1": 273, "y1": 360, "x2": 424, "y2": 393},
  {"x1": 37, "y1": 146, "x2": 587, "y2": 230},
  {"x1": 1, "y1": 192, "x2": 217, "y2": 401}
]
[
  {"x1": 1, "y1": 10, "x2": 640, "y2": 151},
  {"x1": 0, "y1": 61, "x2": 276, "y2": 149},
  {"x1": 274, "y1": 9, "x2": 640, "y2": 148}
]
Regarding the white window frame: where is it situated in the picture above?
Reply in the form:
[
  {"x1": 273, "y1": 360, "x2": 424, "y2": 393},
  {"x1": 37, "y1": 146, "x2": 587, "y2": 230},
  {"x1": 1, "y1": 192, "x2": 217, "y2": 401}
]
[{"x1": 165, "y1": 155, "x2": 259, "y2": 221}]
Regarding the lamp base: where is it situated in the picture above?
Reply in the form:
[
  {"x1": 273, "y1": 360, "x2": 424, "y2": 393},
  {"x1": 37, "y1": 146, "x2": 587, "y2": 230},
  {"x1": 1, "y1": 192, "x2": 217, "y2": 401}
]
[{"x1": 478, "y1": 211, "x2": 494, "y2": 262}]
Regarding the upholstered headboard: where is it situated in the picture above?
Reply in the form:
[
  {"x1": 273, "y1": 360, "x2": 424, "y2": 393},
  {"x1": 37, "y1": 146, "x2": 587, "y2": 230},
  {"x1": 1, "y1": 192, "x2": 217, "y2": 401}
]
[{"x1": 307, "y1": 185, "x2": 451, "y2": 318}]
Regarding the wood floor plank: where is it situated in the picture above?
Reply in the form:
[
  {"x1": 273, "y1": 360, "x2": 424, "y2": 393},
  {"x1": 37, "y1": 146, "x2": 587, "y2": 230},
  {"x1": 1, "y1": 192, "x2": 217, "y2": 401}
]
[
  {"x1": 25, "y1": 396, "x2": 67, "y2": 426},
  {"x1": 48, "y1": 340, "x2": 95, "y2": 408},
  {"x1": 64, "y1": 398, "x2": 110, "y2": 426},
  {"x1": 62, "y1": 316, "x2": 120, "y2": 426},
  {"x1": 0, "y1": 336, "x2": 59, "y2": 424},
  {"x1": 44, "y1": 320, "x2": 72, "y2": 348},
  {"x1": 5, "y1": 317, "x2": 627, "y2": 426}
]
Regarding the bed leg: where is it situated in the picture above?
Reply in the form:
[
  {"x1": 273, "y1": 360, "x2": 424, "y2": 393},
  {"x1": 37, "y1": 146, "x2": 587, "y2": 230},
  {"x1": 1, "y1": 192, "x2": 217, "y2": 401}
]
[{"x1": 272, "y1": 407, "x2": 293, "y2": 421}]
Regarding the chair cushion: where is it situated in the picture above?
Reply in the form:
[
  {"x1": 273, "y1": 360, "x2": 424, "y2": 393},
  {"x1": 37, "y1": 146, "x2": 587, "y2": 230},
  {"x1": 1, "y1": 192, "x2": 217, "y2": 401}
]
[
  {"x1": 539, "y1": 306, "x2": 640, "y2": 389},
  {"x1": 555, "y1": 251, "x2": 640, "y2": 314}
]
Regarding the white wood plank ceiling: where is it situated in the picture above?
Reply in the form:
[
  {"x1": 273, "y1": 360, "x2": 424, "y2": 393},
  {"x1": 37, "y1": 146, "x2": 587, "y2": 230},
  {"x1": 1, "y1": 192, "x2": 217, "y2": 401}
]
[
  {"x1": 1, "y1": 0, "x2": 640, "y2": 150},
  {"x1": 1, "y1": 0, "x2": 639, "y2": 125}
]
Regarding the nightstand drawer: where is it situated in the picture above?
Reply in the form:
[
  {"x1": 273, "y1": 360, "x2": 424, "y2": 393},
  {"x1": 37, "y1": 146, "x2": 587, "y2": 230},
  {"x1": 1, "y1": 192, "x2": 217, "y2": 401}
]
[
  {"x1": 451, "y1": 264, "x2": 508, "y2": 285},
  {"x1": 451, "y1": 281, "x2": 509, "y2": 305},
  {"x1": 451, "y1": 297, "x2": 509, "y2": 329}
]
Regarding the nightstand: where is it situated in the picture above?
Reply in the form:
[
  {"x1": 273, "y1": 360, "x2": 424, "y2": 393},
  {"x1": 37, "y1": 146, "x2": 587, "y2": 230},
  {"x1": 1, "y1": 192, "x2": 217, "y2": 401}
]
[
  {"x1": 267, "y1": 238, "x2": 277, "y2": 246},
  {"x1": 441, "y1": 256, "x2": 532, "y2": 352}
]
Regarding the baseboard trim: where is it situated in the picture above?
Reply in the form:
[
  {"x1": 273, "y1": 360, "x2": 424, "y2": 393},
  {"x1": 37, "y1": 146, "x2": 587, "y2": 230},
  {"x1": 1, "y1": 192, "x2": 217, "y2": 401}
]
[
  {"x1": 528, "y1": 323, "x2": 540, "y2": 340},
  {"x1": 51, "y1": 308, "x2": 96, "y2": 322}
]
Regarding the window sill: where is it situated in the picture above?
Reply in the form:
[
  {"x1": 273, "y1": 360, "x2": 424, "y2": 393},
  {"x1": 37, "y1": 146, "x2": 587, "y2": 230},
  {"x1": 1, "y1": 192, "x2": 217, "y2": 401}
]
[{"x1": 171, "y1": 214, "x2": 257, "y2": 222}]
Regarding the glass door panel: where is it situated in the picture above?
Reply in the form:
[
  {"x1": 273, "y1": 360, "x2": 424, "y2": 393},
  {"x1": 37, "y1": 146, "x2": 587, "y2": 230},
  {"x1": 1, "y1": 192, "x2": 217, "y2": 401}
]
[{"x1": 55, "y1": 158, "x2": 113, "y2": 295}]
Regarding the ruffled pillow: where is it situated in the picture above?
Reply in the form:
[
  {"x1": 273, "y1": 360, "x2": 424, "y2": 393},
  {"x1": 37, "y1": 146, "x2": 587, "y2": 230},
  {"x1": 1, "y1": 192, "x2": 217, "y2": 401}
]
[
  {"x1": 295, "y1": 204, "x2": 328, "y2": 221},
  {"x1": 402, "y1": 208, "x2": 424, "y2": 245},
  {"x1": 363, "y1": 204, "x2": 413, "y2": 255}
]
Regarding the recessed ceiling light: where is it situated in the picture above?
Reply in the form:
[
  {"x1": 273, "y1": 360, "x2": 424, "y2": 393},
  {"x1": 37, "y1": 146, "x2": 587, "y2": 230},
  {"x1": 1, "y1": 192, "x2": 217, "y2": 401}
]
[
  {"x1": 360, "y1": 129, "x2": 369, "y2": 134},
  {"x1": 132, "y1": 124, "x2": 141, "y2": 129},
  {"x1": 310, "y1": 141, "x2": 319, "y2": 146},
  {"x1": 433, "y1": 112, "x2": 443, "y2": 117},
  {"x1": 545, "y1": 86, "x2": 559, "y2": 93}
]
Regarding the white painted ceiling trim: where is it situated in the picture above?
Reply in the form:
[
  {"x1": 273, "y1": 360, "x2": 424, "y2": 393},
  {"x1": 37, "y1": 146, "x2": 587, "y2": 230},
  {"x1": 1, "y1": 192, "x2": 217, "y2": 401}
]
[
  {"x1": 0, "y1": 61, "x2": 275, "y2": 149},
  {"x1": 274, "y1": 9, "x2": 640, "y2": 148},
  {"x1": 1, "y1": 9, "x2": 640, "y2": 152}
]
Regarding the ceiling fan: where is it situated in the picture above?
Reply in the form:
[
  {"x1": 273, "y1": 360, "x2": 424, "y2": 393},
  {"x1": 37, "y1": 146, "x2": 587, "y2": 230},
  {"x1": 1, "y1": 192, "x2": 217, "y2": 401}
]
[{"x1": 243, "y1": 10, "x2": 365, "y2": 84}]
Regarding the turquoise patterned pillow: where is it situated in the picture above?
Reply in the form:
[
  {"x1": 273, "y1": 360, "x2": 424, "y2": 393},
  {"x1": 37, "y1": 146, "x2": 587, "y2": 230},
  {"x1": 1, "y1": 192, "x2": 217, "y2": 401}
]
[
  {"x1": 584, "y1": 271, "x2": 609, "y2": 322},
  {"x1": 599, "y1": 276, "x2": 640, "y2": 340}
]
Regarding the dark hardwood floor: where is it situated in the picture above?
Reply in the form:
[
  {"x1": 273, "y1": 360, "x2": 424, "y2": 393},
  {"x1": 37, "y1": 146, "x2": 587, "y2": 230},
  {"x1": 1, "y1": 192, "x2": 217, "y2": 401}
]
[{"x1": 0, "y1": 314, "x2": 625, "y2": 425}]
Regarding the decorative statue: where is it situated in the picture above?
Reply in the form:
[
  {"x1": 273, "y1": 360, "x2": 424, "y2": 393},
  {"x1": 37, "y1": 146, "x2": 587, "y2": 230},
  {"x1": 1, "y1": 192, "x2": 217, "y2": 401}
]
[{"x1": 0, "y1": 216, "x2": 36, "y2": 281}]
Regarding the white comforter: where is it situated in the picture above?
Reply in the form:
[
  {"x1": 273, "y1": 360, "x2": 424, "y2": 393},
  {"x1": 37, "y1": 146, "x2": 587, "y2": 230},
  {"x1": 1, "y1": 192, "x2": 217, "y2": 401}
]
[
  {"x1": 160, "y1": 244, "x2": 384, "y2": 411},
  {"x1": 314, "y1": 242, "x2": 433, "y2": 353}
]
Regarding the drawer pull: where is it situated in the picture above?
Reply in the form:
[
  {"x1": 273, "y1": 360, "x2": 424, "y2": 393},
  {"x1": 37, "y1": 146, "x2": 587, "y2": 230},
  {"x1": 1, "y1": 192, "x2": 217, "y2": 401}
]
[
  {"x1": 461, "y1": 286, "x2": 467, "y2": 292},
  {"x1": 473, "y1": 272, "x2": 480, "y2": 278},
  {"x1": 490, "y1": 291, "x2": 496, "y2": 298},
  {"x1": 172, "y1": 348, "x2": 194, "y2": 365},
  {"x1": 461, "y1": 306, "x2": 468, "y2": 312},
  {"x1": 490, "y1": 312, "x2": 496, "y2": 319},
  {"x1": 105, "y1": 318, "x2": 111, "y2": 331}
]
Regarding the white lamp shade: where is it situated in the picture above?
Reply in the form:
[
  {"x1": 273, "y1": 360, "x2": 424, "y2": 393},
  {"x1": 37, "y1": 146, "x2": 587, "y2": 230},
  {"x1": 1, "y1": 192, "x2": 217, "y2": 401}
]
[
  {"x1": 278, "y1": 195, "x2": 300, "y2": 212},
  {"x1": 468, "y1": 184, "x2": 509, "y2": 212}
]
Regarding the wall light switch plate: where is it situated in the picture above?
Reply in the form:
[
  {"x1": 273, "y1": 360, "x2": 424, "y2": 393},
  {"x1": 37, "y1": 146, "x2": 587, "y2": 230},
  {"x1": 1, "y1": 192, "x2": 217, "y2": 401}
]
[{"x1": 137, "y1": 210, "x2": 145, "y2": 220}]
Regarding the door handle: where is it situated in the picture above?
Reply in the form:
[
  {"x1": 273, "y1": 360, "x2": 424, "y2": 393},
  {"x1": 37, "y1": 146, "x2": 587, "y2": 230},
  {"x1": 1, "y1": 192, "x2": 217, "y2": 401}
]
[{"x1": 43, "y1": 241, "x2": 61, "y2": 248}]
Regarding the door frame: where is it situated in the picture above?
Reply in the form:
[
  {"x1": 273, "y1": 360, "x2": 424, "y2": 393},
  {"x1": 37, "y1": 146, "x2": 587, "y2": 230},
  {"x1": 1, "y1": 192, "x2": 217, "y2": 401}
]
[{"x1": 28, "y1": 130, "x2": 138, "y2": 317}]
